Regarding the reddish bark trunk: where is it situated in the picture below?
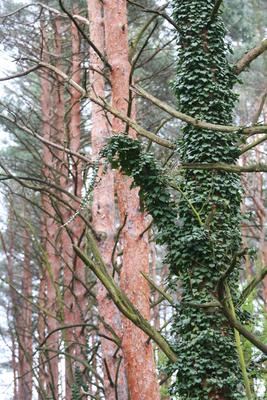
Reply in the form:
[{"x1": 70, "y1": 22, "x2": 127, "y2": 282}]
[
  {"x1": 89, "y1": 1, "x2": 129, "y2": 399},
  {"x1": 3, "y1": 205, "x2": 18, "y2": 399},
  {"x1": 242, "y1": 149, "x2": 267, "y2": 308},
  {"x1": 103, "y1": 2, "x2": 160, "y2": 399},
  {"x1": 63, "y1": 8, "x2": 87, "y2": 398},
  {"x1": 9, "y1": 323, "x2": 18, "y2": 400},
  {"x1": 17, "y1": 226, "x2": 33, "y2": 400},
  {"x1": 40, "y1": 18, "x2": 60, "y2": 398},
  {"x1": 37, "y1": 272, "x2": 47, "y2": 400},
  {"x1": 254, "y1": 152, "x2": 267, "y2": 309}
]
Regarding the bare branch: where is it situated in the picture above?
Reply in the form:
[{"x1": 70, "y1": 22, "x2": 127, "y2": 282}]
[
  {"x1": 252, "y1": 90, "x2": 267, "y2": 124},
  {"x1": 16, "y1": 61, "x2": 174, "y2": 149},
  {"x1": 58, "y1": 0, "x2": 111, "y2": 70},
  {"x1": 0, "y1": 2, "x2": 89, "y2": 25},
  {"x1": 129, "y1": 14, "x2": 159, "y2": 61},
  {"x1": 0, "y1": 66, "x2": 39, "y2": 81},
  {"x1": 3, "y1": 63, "x2": 267, "y2": 146},
  {"x1": 133, "y1": 84, "x2": 267, "y2": 136},
  {"x1": 220, "y1": 301, "x2": 267, "y2": 355},
  {"x1": 178, "y1": 162, "x2": 267, "y2": 173},
  {"x1": 0, "y1": 2, "x2": 61, "y2": 18},
  {"x1": 38, "y1": 323, "x2": 121, "y2": 349},
  {"x1": 240, "y1": 134, "x2": 267, "y2": 155},
  {"x1": 141, "y1": 272, "x2": 174, "y2": 305},
  {"x1": 239, "y1": 266, "x2": 267, "y2": 305},
  {"x1": 111, "y1": 214, "x2": 127, "y2": 277},
  {"x1": 127, "y1": 0, "x2": 180, "y2": 32},
  {"x1": 234, "y1": 39, "x2": 267, "y2": 75},
  {"x1": 74, "y1": 244, "x2": 177, "y2": 363},
  {"x1": 207, "y1": 0, "x2": 223, "y2": 28},
  {"x1": 0, "y1": 114, "x2": 92, "y2": 164}
]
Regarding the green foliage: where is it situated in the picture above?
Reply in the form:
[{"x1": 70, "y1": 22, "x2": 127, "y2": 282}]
[{"x1": 71, "y1": 366, "x2": 88, "y2": 400}]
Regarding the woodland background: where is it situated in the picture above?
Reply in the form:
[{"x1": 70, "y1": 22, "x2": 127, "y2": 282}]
[{"x1": 0, "y1": 0, "x2": 266, "y2": 399}]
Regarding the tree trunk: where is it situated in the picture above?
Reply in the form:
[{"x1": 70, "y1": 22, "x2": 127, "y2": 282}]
[
  {"x1": 88, "y1": 1, "x2": 129, "y2": 399},
  {"x1": 18, "y1": 226, "x2": 33, "y2": 400},
  {"x1": 3, "y1": 203, "x2": 18, "y2": 399},
  {"x1": 63, "y1": 8, "x2": 88, "y2": 397},
  {"x1": 40, "y1": 17, "x2": 61, "y2": 398},
  {"x1": 103, "y1": 2, "x2": 161, "y2": 399},
  {"x1": 171, "y1": 1, "x2": 245, "y2": 398}
]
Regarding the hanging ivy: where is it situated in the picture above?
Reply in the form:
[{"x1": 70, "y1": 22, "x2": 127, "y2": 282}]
[
  {"x1": 100, "y1": 0, "x2": 247, "y2": 398},
  {"x1": 71, "y1": 366, "x2": 88, "y2": 400}
]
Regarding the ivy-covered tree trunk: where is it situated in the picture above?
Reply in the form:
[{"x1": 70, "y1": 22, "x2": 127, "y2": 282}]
[
  {"x1": 170, "y1": 1, "x2": 244, "y2": 398},
  {"x1": 102, "y1": 1, "x2": 246, "y2": 399}
]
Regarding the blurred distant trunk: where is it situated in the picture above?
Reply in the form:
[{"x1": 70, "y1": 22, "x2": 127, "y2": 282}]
[
  {"x1": 17, "y1": 225, "x2": 33, "y2": 400},
  {"x1": 63, "y1": 6, "x2": 87, "y2": 398},
  {"x1": 2, "y1": 204, "x2": 19, "y2": 399}
]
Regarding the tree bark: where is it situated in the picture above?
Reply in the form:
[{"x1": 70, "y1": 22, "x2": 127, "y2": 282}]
[
  {"x1": 40, "y1": 17, "x2": 61, "y2": 398},
  {"x1": 63, "y1": 7, "x2": 88, "y2": 397},
  {"x1": 103, "y1": 2, "x2": 161, "y2": 399},
  {"x1": 18, "y1": 225, "x2": 33, "y2": 400},
  {"x1": 89, "y1": 1, "x2": 129, "y2": 399}
]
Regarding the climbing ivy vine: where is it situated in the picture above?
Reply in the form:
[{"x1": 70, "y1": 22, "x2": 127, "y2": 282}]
[{"x1": 100, "y1": 1, "x2": 247, "y2": 399}]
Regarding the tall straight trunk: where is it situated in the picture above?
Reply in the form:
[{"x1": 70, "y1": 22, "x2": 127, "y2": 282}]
[
  {"x1": 103, "y1": 2, "x2": 160, "y2": 399},
  {"x1": 37, "y1": 271, "x2": 46, "y2": 400},
  {"x1": 63, "y1": 7, "x2": 87, "y2": 397},
  {"x1": 38, "y1": 22, "x2": 50, "y2": 395},
  {"x1": 40, "y1": 18, "x2": 60, "y2": 398},
  {"x1": 18, "y1": 226, "x2": 33, "y2": 400},
  {"x1": 88, "y1": 1, "x2": 129, "y2": 399},
  {"x1": 253, "y1": 161, "x2": 267, "y2": 310},
  {"x1": 2, "y1": 204, "x2": 18, "y2": 399},
  {"x1": 170, "y1": 1, "x2": 245, "y2": 398},
  {"x1": 251, "y1": 0, "x2": 267, "y2": 312}
]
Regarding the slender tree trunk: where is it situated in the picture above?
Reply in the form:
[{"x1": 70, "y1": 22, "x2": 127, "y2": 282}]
[
  {"x1": 88, "y1": 1, "x2": 129, "y2": 399},
  {"x1": 3, "y1": 204, "x2": 18, "y2": 399},
  {"x1": 10, "y1": 322, "x2": 18, "y2": 400},
  {"x1": 37, "y1": 271, "x2": 47, "y2": 400},
  {"x1": 103, "y1": 2, "x2": 160, "y2": 399},
  {"x1": 40, "y1": 18, "x2": 61, "y2": 398},
  {"x1": 69, "y1": 6, "x2": 87, "y2": 355},
  {"x1": 38, "y1": 31, "x2": 50, "y2": 392},
  {"x1": 18, "y1": 226, "x2": 33, "y2": 400},
  {"x1": 63, "y1": 8, "x2": 88, "y2": 397}
]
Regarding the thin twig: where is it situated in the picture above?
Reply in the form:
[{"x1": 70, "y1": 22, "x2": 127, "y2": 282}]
[{"x1": 127, "y1": 0, "x2": 180, "y2": 32}]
